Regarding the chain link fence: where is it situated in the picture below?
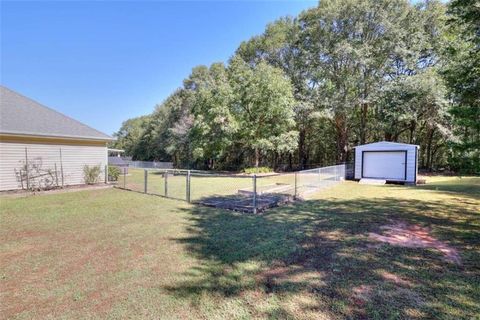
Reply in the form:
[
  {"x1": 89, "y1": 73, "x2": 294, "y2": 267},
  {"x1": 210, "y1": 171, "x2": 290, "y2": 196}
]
[{"x1": 114, "y1": 164, "x2": 346, "y2": 213}]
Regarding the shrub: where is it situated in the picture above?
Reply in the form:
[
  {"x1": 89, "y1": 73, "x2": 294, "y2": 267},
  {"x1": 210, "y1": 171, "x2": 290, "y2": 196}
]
[
  {"x1": 108, "y1": 166, "x2": 121, "y2": 181},
  {"x1": 83, "y1": 165, "x2": 102, "y2": 184},
  {"x1": 243, "y1": 167, "x2": 273, "y2": 174}
]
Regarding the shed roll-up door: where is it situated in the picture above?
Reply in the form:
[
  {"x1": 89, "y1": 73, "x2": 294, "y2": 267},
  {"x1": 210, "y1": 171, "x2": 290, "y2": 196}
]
[{"x1": 362, "y1": 151, "x2": 406, "y2": 180}]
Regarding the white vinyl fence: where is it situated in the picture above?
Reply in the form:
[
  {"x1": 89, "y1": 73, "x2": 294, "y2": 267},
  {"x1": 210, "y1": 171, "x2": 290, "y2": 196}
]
[{"x1": 125, "y1": 160, "x2": 173, "y2": 169}]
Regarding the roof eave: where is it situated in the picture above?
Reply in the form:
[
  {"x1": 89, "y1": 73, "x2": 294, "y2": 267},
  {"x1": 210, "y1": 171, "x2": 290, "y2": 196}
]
[
  {"x1": 0, "y1": 131, "x2": 115, "y2": 142},
  {"x1": 354, "y1": 141, "x2": 420, "y2": 148}
]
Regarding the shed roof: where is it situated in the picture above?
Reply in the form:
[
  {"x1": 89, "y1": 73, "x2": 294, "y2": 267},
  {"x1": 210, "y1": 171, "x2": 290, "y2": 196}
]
[
  {"x1": 354, "y1": 141, "x2": 419, "y2": 148},
  {"x1": 0, "y1": 86, "x2": 113, "y2": 141}
]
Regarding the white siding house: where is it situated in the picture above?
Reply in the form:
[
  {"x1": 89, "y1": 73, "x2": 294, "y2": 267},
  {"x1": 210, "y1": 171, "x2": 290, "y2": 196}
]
[
  {"x1": 354, "y1": 141, "x2": 419, "y2": 183},
  {"x1": 0, "y1": 86, "x2": 114, "y2": 191}
]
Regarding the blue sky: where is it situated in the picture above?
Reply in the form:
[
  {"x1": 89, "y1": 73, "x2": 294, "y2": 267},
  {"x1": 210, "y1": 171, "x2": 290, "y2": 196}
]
[{"x1": 1, "y1": 1, "x2": 316, "y2": 135}]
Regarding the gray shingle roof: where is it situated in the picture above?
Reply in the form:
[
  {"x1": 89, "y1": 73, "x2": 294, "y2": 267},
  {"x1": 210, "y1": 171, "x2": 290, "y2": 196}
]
[{"x1": 0, "y1": 86, "x2": 113, "y2": 141}]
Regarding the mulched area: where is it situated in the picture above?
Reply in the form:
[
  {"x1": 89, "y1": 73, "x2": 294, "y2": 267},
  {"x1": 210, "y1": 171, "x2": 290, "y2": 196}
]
[
  {"x1": 196, "y1": 193, "x2": 294, "y2": 213},
  {"x1": 0, "y1": 184, "x2": 113, "y2": 198}
]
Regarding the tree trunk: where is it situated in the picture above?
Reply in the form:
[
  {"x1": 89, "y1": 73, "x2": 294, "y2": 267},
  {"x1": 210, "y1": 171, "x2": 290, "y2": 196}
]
[
  {"x1": 409, "y1": 121, "x2": 416, "y2": 144},
  {"x1": 254, "y1": 147, "x2": 259, "y2": 168},
  {"x1": 384, "y1": 131, "x2": 393, "y2": 141},
  {"x1": 392, "y1": 132, "x2": 399, "y2": 142},
  {"x1": 426, "y1": 126, "x2": 436, "y2": 171},
  {"x1": 335, "y1": 113, "x2": 348, "y2": 163},
  {"x1": 360, "y1": 103, "x2": 368, "y2": 145},
  {"x1": 298, "y1": 128, "x2": 307, "y2": 170}
]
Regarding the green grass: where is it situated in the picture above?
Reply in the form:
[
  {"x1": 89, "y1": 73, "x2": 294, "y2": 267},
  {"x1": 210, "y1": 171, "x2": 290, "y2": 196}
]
[{"x1": 1, "y1": 176, "x2": 479, "y2": 319}]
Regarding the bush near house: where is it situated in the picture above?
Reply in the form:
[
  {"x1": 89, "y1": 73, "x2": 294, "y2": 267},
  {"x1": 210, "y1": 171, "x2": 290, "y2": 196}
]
[
  {"x1": 108, "y1": 166, "x2": 121, "y2": 181},
  {"x1": 83, "y1": 165, "x2": 102, "y2": 184}
]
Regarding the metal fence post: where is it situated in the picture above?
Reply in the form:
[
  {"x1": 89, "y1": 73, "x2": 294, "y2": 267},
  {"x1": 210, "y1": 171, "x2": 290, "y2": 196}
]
[
  {"x1": 318, "y1": 167, "x2": 321, "y2": 187},
  {"x1": 144, "y1": 169, "x2": 148, "y2": 193},
  {"x1": 123, "y1": 168, "x2": 126, "y2": 189},
  {"x1": 105, "y1": 165, "x2": 108, "y2": 184},
  {"x1": 59, "y1": 148, "x2": 64, "y2": 188},
  {"x1": 24, "y1": 147, "x2": 30, "y2": 190},
  {"x1": 186, "y1": 170, "x2": 191, "y2": 203},
  {"x1": 55, "y1": 163, "x2": 59, "y2": 187},
  {"x1": 252, "y1": 174, "x2": 257, "y2": 214},
  {"x1": 164, "y1": 170, "x2": 169, "y2": 197}
]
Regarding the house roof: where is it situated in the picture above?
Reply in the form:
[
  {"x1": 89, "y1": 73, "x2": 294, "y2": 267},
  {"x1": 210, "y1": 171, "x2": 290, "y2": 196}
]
[
  {"x1": 354, "y1": 141, "x2": 419, "y2": 148},
  {"x1": 0, "y1": 86, "x2": 113, "y2": 141}
]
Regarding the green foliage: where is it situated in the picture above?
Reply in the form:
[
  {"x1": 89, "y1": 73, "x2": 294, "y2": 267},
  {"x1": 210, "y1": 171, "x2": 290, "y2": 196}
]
[
  {"x1": 112, "y1": 116, "x2": 151, "y2": 159},
  {"x1": 442, "y1": 0, "x2": 480, "y2": 174},
  {"x1": 112, "y1": 0, "x2": 475, "y2": 174},
  {"x1": 243, "y1": 167, "x2": 273, "y2": 174},
  {"x1": 228, "y1": 57, "x2": 298, "y2": 167},
  {"x1": 108, "y1": 166, "x2": 121, "y2": 181},
  {"x1": 190, "y1": 63, "x2": 237, "y2": 163},
  {"x1": 83, "y1": 165, "x2": 102, "y2": 185}
]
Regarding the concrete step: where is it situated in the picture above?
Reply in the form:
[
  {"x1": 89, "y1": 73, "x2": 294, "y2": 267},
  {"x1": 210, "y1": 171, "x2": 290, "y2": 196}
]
[{"x1": 359, "y1": 178, "x2": 386, "y2": 185}]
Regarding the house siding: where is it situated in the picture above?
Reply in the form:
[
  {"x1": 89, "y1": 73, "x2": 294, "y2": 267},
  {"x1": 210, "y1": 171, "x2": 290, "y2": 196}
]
[
  {"x1": 354, "y1": 142, "x2": 418, "y2": 183},
  {"x1": 0, "y1": 138, "x2": 107, "y2": 191}
]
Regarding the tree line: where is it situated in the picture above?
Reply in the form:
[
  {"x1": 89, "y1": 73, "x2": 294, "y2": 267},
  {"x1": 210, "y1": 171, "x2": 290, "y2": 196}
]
[{"x1": 113, "y1": 0, "x2": 479, "y2": 174}]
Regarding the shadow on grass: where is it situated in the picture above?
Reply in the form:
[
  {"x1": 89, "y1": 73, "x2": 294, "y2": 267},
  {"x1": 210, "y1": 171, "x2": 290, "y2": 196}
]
[
  {"x1": 416, "y1": 177, "x2": 480, "y2": 200},
  {"x1": 167, "y1": 191, "x2": 480, "y2": 319}
]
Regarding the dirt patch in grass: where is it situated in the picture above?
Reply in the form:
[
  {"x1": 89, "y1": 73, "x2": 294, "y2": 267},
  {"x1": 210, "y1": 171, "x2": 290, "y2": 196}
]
[
  {"x1": 351, "y1": 284, "x2": 373, "y2": 306},
  {"x1": 378, "y1": 270, "x2": 413, "y2": 287},
  {"x1": 369, "y1": 221, "x2": 462, "y2": 265}
]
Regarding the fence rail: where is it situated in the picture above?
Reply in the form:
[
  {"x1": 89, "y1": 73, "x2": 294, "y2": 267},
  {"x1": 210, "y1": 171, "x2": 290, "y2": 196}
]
[
  {"x1": 112, "y1": 164, "x2": 346, "y2": 213},
  {"x1": 125, "y1": 161, "x2": 173, "y2": 169}
]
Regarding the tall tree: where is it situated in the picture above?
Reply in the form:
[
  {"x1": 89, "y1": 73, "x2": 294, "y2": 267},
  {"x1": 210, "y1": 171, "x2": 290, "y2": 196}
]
[
  {"x1": 229, "y1": 57, "x2": 297, "y2": 167},
  {"x1": 378, "y1": 69, "x2": 451, "y2": 170},
  {"x1": 189, "y1": 63, "x2": 237, "y2": 168},
  {"x1": 298, "y1": 0, "x2": 418, "y2": 161},
  {"x1": 112, "y1": 116, "x2": 151, "y2": 158},
  {"x1": 443, "y1": 0, "x2": 480, "y2": 173},
  {"x1": 237, "y1": 17, "x2": 319, "y2": 168},
  {"x1": 151, "y1": 90, "x2": 191, "y2": 163},
  {"x1": 113, "y1": 0, "x2": 470, "y2": 173}
]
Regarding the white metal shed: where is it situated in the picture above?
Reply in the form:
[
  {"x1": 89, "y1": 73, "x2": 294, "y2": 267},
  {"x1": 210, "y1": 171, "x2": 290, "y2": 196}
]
[{"x1": 353, "y1": 141, "x2": 419, "y2": 183}]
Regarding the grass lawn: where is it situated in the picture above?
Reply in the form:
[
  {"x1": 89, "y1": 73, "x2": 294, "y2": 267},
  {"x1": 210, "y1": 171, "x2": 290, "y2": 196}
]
[{"x1": 1, "y1": 176, "x2": 479, "y2": 319}]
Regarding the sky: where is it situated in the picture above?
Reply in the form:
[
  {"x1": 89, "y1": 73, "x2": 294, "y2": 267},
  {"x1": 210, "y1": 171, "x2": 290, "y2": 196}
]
[{"x1": 1, "y1": 0, "x2": 317, "y2": 135}]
